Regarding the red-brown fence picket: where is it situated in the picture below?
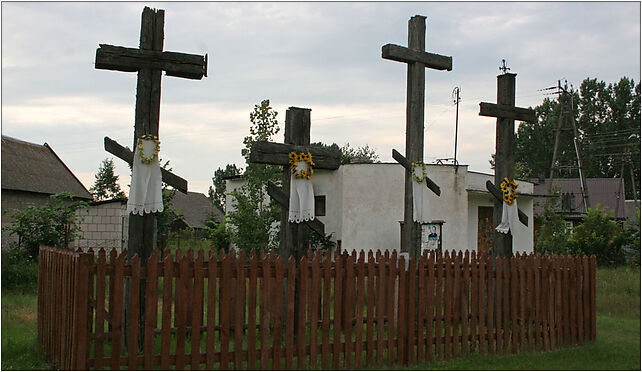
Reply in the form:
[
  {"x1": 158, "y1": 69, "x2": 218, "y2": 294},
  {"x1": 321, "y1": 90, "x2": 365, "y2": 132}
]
[{"x1": 38, "y1": 246, "x2": 597, "y2": 370}]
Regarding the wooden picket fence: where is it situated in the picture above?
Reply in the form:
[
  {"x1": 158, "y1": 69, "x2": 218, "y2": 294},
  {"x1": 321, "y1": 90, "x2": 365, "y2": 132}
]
[{"x1": 38, "y1": 246, "x2": 596, "y2": 370}]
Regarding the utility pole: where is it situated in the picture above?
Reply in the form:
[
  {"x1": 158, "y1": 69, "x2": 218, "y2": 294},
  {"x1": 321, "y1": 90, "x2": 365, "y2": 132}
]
[
  {"x1": 547, "y1": 80, "x2": 590, "y2": 212},
  {"x1": 453, "y1": 86, "x2": 461, "y2": 172}
]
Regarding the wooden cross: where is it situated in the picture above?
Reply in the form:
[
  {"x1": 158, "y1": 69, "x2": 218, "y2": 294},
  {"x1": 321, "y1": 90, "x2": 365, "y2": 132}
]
[
  {"x1": 249, "y1": 107, "x2": 341, "y2": 260},
  {"x1": 479, "y1": 72, "x2": 535, "y2": 257},
  {"x1": 383, "y1": 15, "x2": 452, "y2": 257},
  {"x1": 95, "y1": 7, "x2": 207, "y2": 262}
]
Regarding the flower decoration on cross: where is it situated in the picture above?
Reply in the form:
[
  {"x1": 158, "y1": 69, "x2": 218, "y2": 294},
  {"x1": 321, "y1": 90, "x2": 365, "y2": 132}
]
[
  {"x1": 412, "y1": 161, "x2": 427, "y2": 183},
  {"x1": 136, "y1": 134, "x2": 161, "y2": 164},
  {"x1": 500, "y1": 177, "x2": 519, "y2": 205},
  {"x1": 289, "y1": 152, "x2": 315, "y2": 180}
]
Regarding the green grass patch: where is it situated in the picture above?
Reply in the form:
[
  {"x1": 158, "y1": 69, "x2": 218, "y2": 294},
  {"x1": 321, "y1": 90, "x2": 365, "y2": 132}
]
[{"x1": 1, "y1": 291, "x2": 52, "y2": 370}]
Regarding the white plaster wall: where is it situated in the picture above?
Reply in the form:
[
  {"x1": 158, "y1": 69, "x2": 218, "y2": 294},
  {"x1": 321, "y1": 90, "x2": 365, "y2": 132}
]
[
  {"x1": 338, "y1": 164, "x2": 404, "y2": 254},
  {"x1": 310, "y1": 169, "x2": 343, "y2": 243},
  {"x1": 224, "y1": 164, "x2": 535, "y2": 255}
]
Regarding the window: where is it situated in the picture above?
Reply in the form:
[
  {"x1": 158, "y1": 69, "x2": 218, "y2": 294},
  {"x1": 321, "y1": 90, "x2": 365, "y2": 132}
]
[{"x1": 315, "y1": 195, "x2": 326, "y2": 216}]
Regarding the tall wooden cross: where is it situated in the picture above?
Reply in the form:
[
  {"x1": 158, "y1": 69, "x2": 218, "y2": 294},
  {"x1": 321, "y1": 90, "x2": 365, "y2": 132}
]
[
  {"x1": 249, "y1": 107, "x2": 341, "y2": 260},
  {"x1": 95, "y1": 7, "x2": 207, "y2": 262},
  {"x1": 383, "y1": 15, "x2": 452, "y2": 257},
  {"x1": 479, "y1": 70, "x2": 535, "y2": 257}
]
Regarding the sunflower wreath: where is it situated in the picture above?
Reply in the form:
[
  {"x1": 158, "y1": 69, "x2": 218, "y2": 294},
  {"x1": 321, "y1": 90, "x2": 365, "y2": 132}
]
[
  {"x1": 412, "y1": 161, "x2": 427, "y2": 183},
  {"x1": 136, "y1": 134, "x2": 161, "y2": 165},
  {"x1": 289, "y1": 152, "x2": 315, "y2": 180},
  {"x1": 500, "y1": 177, "x2": 519, "y2": 205}
]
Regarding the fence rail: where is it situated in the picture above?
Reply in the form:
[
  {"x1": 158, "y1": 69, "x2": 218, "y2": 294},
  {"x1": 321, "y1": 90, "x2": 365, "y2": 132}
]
[{"x1": 38, "y1": 246, "x2": 596, "y2": 370}]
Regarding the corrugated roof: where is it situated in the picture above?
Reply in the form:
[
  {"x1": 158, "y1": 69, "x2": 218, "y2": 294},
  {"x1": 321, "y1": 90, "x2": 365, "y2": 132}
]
[
  {"x1": 1, "y1": 135, "x2": 92, "y2": 199},
  {"x1": 532, "y1": 178, "x2": 626, "y2": 219},
  {"x1": 168, "y1": 191, "x2": 223, "y2": 229}
]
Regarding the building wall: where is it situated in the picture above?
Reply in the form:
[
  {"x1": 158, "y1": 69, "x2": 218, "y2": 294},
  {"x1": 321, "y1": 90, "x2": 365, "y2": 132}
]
[
  {"x1": 225, "y1": 163, "x2": 535, "y2": 255},
  {"x1": 73, "y1": 201, "x2": 128, "y2": 253}
]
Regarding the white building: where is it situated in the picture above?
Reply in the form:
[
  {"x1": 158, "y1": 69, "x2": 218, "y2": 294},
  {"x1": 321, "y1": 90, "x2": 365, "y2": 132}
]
[{"x1": 226, "y1": 163, "x2": 534, "y2": 255}]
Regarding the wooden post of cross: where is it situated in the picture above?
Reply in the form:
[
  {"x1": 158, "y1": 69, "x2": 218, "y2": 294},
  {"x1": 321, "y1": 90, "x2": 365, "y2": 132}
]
[
  {"x1": 249, "y1": 107, "x2": 341, "y2": 260},
  {"x1": 479, "y1": 71, "x2": 535, "y2": 257},
  {"x1": 95, "y1": 6, "x2": 206, "y2": 262},
  {"x1": 383, "y1": 15, "x2": 452, "y2": 257},
  {"x1": 94, "y1": 6, "x2": 206, "y2": 347}
]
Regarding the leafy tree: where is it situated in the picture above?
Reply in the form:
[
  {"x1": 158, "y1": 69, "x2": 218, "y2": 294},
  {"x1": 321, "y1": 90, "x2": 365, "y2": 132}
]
[
  {"x1": 227, "y1": 100, "x2": 282, "y2": 253},
  {"x1": 90, "y1": 158, "x2": 126, "y2": 201},
  {"x1": 310, "y1": 142, "x2": 379, "y2": 164},
  {"x1": 569, "y1": 206, "x2": 629, "y2": 266},
  {"x1": 515, "y1": 76, "x2": 640, "y2": 198},
  {"x1": 4, "y1": 192, "x2": 88, "y2": 257},
  {"x1": 209, "y1": 164, "x2": 241, "y2": 212},
  {"x1": 203, "y1": 217, "x2": 231, "y2": 253}
]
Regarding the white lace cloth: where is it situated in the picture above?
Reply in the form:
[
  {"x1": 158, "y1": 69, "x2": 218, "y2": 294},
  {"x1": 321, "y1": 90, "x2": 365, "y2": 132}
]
[
  {"x1": 127, "y1": 139, "x2": 163, "y2": 215},
  {"x1": 288, "y1": 161, "x2": 315, "y2": 223},
  {"x1": 496, "y1": 201, "x2": 519, "y2": 234},
  {"x1": 412, "y1": 165, "x2": 432, "y2": 223}
]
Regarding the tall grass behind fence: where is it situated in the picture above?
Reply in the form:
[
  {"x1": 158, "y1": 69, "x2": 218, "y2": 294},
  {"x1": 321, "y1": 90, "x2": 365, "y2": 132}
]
[{"x1": 37, "y1": 246, "x2": 596, "y2": 370}]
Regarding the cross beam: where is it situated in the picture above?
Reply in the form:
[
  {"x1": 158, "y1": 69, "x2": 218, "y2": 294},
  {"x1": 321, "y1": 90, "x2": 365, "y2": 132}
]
[
  {"x1": 250, "y1": 141, "x2": 341, "y2": 169},
  {"x1": 383, "y1": 15, "x2": 451, "y2": 257},
  {"x1": 104, "y1": 137, "x2": 188, "y2": 193},
  {"x1": 478, "y1": 72, "x2": 534, "y2": 257},
  {"x1": 392, "y1": 149, "x2": 441, "y2": 196},
  {"x1": 479, "y1": 102, "x2": 536, "y2": 123},
  {"x1": 96, "y1": 44, "x2": 207, "y2": 80}
]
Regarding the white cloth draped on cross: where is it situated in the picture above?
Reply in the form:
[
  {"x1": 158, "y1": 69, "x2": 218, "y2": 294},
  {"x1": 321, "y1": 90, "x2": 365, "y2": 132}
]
[
  {"x1": 288, "y1": 152, "x2": 315, "y2": 223},
  {"x1": 495, "y1": 178, "x2": 520, "y2": 234},
  {"x1": 412, "y1": 163, "x2": 432, "y2": 223},
  {"x1": 127, "y1": 137, "x2": 163, "y2": 215}
]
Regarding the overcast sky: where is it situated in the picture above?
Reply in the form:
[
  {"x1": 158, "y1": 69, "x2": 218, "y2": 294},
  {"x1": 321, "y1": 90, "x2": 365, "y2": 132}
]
[{"x1": 2, "y1": 2, "x2": 640, "y2": 195}]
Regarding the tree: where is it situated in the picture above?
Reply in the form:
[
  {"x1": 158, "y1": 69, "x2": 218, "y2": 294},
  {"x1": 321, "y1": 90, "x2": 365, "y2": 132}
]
[
  {"x1": 514, "y1": 76, "x2": 640, "y2": 198},
  {"x1": 226, "y1": 99, "x2": 282, "y2": 253},
  {"x1": 5, "y1": 192, "x2": 88, "y2": 257},
  {"x1": 209, "y1": 164, "x2": 241, "y2": 212},
  {"x1": 310, "y1": 142, "x2": 380, "y2": 164},
  {"x1": 90, "y1": 158, "x2": 126, "y2": 201}
]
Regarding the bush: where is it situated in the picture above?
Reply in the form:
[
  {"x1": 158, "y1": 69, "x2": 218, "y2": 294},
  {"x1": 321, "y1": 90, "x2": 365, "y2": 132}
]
[
  {"x1": 1, "y1": 249, "x2": 38, "y2": 293},
  {"x1": 569, "y1": 206, "x2": 629, "y2": 266},
  {"x1": 3, "y1": 192, "x2": 88, "y2": 257}
]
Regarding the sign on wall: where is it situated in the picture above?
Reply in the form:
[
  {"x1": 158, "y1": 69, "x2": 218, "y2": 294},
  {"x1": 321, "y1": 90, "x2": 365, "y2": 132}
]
[{"x1": 421, "y1": 222, "x2": 442, "y2": 254}]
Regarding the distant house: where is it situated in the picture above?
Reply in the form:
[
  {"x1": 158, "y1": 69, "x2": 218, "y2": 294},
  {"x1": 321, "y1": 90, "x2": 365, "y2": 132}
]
[
  {"x1": 531, "y1": 177, "x2": 628, "y2": 233},
  {"x1": 168, "y1": 191, "x2": 223, "y2": 236},
  {"x1": 1, "y1": 135, "x2": 92, "y2": 247}
]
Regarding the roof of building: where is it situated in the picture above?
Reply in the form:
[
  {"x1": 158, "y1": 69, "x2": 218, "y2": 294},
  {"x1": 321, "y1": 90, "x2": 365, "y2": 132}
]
[
  {"x1": 168, "y1": 191, "x2": 223, "y2": 229},
  {"x1": 532, "y1": 178, "x2": 626, "y2": 219},
  {"x1": 1, "y1": 135, "x2": 92, "y2": 199}
]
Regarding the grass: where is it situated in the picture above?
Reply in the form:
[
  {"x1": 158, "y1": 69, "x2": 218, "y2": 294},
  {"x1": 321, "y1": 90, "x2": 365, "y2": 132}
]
[{"x1": 1, "y1": 265, "x2": 639, "y2": 370}]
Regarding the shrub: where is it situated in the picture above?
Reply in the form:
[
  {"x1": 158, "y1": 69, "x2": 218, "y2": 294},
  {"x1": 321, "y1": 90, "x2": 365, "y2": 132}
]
[
  {"x1": 1, "y1": 249, "x2": 38, "y2": 293},
  {"x1": 569, "y1": 206, "x2": 628, "y2": 266},
  {"x1": 3, "y1": 192, "x2": 88, "y2": 257}
]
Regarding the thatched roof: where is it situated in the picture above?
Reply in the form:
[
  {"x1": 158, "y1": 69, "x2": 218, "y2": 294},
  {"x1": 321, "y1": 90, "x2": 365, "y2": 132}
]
[
  {"x1": 1, "y1": 135, "x2": 92, "y2": 199},
  {"x1": 168, "y1": 191, "x2": 223, "y2": 229}
]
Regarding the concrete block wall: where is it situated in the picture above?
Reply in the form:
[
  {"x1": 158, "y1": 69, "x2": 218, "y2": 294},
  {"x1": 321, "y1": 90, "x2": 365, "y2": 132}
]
[{"x1": 73, "y1": 201, "x2": 128, "y2": 253}]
